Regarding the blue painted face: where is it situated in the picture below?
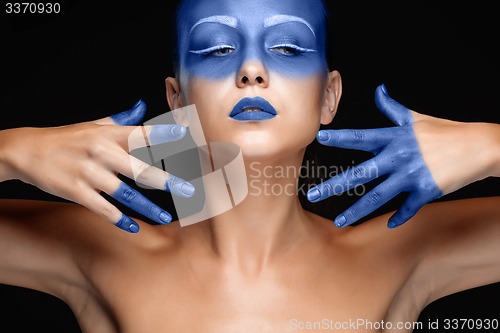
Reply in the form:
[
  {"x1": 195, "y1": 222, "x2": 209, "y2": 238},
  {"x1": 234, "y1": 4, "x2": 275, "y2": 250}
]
[{"x1": 176, "y1": 0, "x2": 328, "y2": 80}]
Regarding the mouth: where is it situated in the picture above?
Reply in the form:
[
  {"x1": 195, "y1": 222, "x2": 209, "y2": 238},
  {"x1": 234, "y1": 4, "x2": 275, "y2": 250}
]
[{"x1": 229, "y1": 96, "x2": 277, "y2": 121}]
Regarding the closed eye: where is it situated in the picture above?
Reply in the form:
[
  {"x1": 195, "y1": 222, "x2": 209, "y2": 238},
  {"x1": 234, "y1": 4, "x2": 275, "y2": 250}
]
[
  {"x1": 269, "y1": 44, "x2": 316, "y2": 55},
  {"x1": 189, "y1": 45, "x2": 235, "y2": 56}
]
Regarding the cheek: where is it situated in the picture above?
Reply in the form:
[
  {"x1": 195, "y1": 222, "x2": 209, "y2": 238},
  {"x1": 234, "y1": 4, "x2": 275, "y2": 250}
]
[
  {"x1": 273, "y1": 75, "x2": 325, "y2": 143},
  {"x1": 184, "y1": 77, "x2": 234, "y2": 141}
]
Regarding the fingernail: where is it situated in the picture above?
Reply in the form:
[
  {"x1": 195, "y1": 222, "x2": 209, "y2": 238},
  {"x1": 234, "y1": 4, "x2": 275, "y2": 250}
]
[
  {"x1": 307, "y1": 188, "x2": 321, "y2": 202},
  {"x1": 334, "y1": 215, "x2": 346, "y2": 228},
  {"x1": 159, "y1": 211, "x2": 172, "y2": 224},
  {"x1": 180, "y1": 182, "x2": 195, "y2": 197},
  {"x1": 380, "y1": 84, "x2": 388, "y2": 94},
  {"x1": 115, "y1": 215, "x2": 140, "y2": 233},
  {"x1": 165, "y1": 176, "x2": 195, "y2": 198},
  {"x1": 171, "y1": 124, "x2": 186, "y2": 137},
  {"x1": 317, "y1": 131, "x2": 331, "y2": 142},
  {"x1": 388, "y1": 219, "x2": 400, "y2": 229},
  {"x1": 133, "y1": 99, "x2": 143, "y2": 108}
]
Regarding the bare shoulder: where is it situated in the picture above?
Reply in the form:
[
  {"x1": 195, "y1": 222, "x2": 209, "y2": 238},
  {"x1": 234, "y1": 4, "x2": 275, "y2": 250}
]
[
  {"x1": 337, "y1": 196, "x2": 500, "y2": 248},
  {"x1": 0, "y1": 199, "x2": 181, "y2": 292},
  {"x1": 308, "y1": 196, "x2": 500, "y2": 271}
]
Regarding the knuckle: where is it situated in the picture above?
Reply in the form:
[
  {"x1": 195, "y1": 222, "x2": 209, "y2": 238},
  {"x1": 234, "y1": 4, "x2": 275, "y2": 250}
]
[
  {"x1": 344, "y1": 209, "x2": 356, "y2": 221},
  {"x1": 366, "y1": 192, "x2": 381, "y2": 206},
  {"x1": 352, "y1": 130, "x2": 365, "y2": 141},
  {"x1": 350, "y1": 166, "x2": 366, "y2": 180},
  {"x1": 321, "y1": 182, "x2": 333, "y2": 196},
  {"x1": 121, "y1": 187, "x2": 138, "y2": 203},
  {"x1": 88, "y1": 142, "x2": 108, "y2": 160}
]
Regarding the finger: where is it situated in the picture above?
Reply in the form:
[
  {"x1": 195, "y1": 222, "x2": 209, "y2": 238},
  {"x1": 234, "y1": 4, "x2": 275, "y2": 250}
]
[
  {"x1": 316, "y1": 127, "x2": 396, "y2": 153},
  {"x1": 127, "y1": 124, "x2": 187, "y2": 151},
  {"x1": 333, "y1": 176, "x2": 404, "y2": 228},
  {"x1": 110, "y1": 182, "x2": 173, "y2": 225},
  {"x1": 104, "y1": 148, "x2": 195, "y2": 197},
  {"x1": 374, "y1": 84, "x2": 412, "y2": 126},
  {"x1": 165, "y1": 174, "x2": 196, "y2": 198},
  {"x1": 91, "y1": 171, "x2": 174, "y2": 225},
  {"x1": 79, "y1": 188, "x2": 140, "y2": 233},
  {"x1": 94, "y1": 99, "x2": 147, "y2": 126},
  {"x1": 387, "y1": 193, "x2": 427, "y2": 229},
  {"x1": 307, "y1": 151, "x2": 396, "y2": 202}
]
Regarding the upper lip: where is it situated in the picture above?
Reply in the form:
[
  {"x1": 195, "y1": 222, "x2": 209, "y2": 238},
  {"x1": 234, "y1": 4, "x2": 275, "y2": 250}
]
[{"x1": 229, "y1": 97, "x2": 277, "y2": 118}]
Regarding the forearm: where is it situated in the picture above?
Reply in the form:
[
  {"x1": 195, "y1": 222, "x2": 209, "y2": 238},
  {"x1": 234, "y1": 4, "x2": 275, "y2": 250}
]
[{"x1": 0, "y1": 129, "x2": 20, "y2": 182}]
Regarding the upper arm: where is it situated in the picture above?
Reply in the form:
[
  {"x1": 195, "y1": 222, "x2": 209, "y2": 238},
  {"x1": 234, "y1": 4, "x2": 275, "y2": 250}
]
[
  {"x1": 0, "y1": 199, "x2": 91, "y2": 298},
  {"x1": 410, "y1": 196, "x2": 500, "y2": 305}
]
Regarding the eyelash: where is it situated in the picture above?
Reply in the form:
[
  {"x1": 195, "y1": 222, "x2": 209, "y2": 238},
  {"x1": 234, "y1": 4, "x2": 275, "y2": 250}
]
[
  {"x1": 189, "y1": 45, "x2": 235, "y2": 56},
  {"x1": 269, "y1": 44, "x2": 316, "y2": 56},
  {"x1": 189, "y1": 44, "x2": 317, "y2": 57}
]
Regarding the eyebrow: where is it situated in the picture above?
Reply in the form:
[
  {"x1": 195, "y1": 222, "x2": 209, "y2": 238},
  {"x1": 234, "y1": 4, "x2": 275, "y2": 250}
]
[
  {"x1": 189, "y1": 15, "x2": 238, "y2": 35},
  {"x1": 263, "y1": 15, "x2": 316, "y2": 38}
]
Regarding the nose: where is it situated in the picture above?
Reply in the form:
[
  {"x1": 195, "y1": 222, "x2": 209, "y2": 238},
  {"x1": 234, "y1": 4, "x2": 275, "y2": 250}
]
[{"x1": 236, "y1": 60, "x2": 269, "y2": 88}]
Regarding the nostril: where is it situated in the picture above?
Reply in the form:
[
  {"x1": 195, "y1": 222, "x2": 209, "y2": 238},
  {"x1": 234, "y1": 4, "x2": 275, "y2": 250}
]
[
  {"x1": 241, "y1": 76, "x2": 249, "y2": 84},
  {"x1": 256, "y1": 77, "x2": 263, "y2": 84}
]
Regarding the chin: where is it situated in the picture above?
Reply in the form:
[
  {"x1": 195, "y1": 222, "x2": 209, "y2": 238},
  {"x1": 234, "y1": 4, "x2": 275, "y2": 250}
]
[{"x1": 236, "y1": 134, "x2": 308, "y2": 164}]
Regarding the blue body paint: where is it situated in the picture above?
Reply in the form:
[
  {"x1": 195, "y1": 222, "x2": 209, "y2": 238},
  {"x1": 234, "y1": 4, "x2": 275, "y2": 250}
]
[
  {"x1": 149, "y1": 124, "x2": 187, "y2": 145},
  {"x1": 307, "y1": 84, "x2": 443, "y2": 228},
  {"x1": 111, "y1": 99, "x2": 147, "y2": 126},
  {"x1": 165, "y1": 175, "x2": 196, "y2": 198},
  {"x1": 115, "y1": 214, "x2": 140, "y2": 233},
  {"x1": 112, "y1": 182, "x2": 172, "y2": 225},
  {"x1": 176, "y1": 0, "x2": 328, "y2": 80}
]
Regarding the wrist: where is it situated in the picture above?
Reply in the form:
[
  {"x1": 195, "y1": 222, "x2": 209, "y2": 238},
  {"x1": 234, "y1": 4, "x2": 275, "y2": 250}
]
[
  {"x1": 476, "y1": 123, "x2": 500, "y2": 179},
  {"x1": 487, "y1": 123, "x2": 500, "y2": 178}
]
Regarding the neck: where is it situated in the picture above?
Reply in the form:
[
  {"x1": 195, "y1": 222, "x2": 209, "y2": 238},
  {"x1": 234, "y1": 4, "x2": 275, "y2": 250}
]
[{"x1": 200, "y1": 151, "x2": 315, "y2": 271}]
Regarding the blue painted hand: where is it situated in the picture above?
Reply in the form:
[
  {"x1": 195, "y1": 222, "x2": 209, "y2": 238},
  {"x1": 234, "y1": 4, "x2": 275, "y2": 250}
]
[{"x1": 307, "y1": 84, "x2": 442, "y2": 228}]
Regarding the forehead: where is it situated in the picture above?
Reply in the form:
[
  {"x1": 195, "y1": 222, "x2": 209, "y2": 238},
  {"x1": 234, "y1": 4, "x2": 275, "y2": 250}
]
[{"x1": 176, "y1": 0, "x2": 326, "y2": 34}]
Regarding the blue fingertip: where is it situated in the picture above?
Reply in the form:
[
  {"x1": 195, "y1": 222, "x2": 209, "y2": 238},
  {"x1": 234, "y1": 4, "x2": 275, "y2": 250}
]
[
  {"x1": 149, "y1": 124, "x2": 187, "y2": 145},
  {"x1": 334, "y1": 215, "x2": 346, "y2": 228},
  {"x1": 317, "y1": 131, "x2": 331, "y2": 142},
  {"x1": 171, "y1": 124, "x2": 186, "y2": 137},
  {"x1": 307, "y1": 187, "x2": 321, "y2": 202},
  {"x1": 159, "y1": 211, "x2": 172, "y2": 224},
  {"x1": 165, "y1": 175, "x2": 196, "y2": 198},
  {"x1": 111, "y1": 99, "x2": 147, "y2": 126},
  {"x1": 387, "y1": 218, "x2": 402, "y2": 229},
  {"x1": 115, "y1": 215, "x2": 140, "y2": 233},
  {"x1": 380, "y1": 84, "x2": 388, "y2": 94}
]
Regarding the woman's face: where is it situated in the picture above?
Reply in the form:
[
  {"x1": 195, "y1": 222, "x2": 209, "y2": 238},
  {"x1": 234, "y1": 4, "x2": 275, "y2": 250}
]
[{"x1": 167, "y1": 0, "x2": 341, "y2": 161}]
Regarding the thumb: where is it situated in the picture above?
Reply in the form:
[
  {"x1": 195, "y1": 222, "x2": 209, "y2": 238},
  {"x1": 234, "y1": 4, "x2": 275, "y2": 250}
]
[
  {"x1": 94, "y1": 99, "x2": 147, "y2": 126},
  {"x1": 374, "y1": 84, "x2": 412, "y2": 126}
]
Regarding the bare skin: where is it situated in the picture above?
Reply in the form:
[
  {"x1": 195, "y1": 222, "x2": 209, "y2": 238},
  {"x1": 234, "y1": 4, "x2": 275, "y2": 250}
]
[
  {"x1": 1, "y1": 195, "x2": 499, "y2": 333},
  {"x1": 1, "y1": 0, "x2": 499, "y2": 330}
]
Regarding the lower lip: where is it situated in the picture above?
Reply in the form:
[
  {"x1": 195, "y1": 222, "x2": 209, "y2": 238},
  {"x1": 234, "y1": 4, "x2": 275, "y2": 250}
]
[{"x1": 231, "y1": 111, "x2": 276, "y2": 121}]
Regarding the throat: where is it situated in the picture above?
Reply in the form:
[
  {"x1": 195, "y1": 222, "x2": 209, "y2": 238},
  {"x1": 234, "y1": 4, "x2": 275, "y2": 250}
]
[{"x1": 204, "y1": 179, "x2": 311, "y2": 270}]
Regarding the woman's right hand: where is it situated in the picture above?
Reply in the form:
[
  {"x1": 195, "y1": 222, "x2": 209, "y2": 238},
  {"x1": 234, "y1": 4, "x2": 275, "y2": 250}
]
[{"x1": 0, "y1": 100, "x2": 195, "y2": 233}]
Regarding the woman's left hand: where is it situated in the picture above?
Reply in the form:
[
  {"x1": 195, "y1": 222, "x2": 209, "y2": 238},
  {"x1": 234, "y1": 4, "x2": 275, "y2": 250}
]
[{"x1": 307, "y1": 84, "x2": 499, "y2": 228}]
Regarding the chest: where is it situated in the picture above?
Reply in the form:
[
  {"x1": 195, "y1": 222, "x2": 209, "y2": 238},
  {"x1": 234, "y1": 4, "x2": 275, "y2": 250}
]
[{"x1": 85, "y1": 253, "x2": 410, "y2": 333}]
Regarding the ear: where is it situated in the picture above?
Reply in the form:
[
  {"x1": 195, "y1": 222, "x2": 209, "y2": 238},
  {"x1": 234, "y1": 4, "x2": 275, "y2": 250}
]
[
  {"x1": 320, "y1": 70, "x2": 342, "y2": 125},
  {"x1": 166, "y1": 77, "x2": 185, "y2": 110}
]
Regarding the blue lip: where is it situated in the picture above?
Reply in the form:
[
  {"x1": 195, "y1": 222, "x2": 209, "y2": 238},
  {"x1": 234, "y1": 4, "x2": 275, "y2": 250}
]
[{"x1": 229, "y1": 97, "x2": 277, "y2": 121}]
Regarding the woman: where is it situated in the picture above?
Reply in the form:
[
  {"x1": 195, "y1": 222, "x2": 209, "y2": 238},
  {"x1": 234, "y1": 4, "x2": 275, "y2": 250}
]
[{"x1": 1, "y1": 0, "x2": 499, "y2": 332}]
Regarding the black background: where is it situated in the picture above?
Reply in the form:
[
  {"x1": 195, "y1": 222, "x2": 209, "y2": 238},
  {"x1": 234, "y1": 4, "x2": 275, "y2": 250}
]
[{"x1": 1, "y1": 1, "x2": 499, "y2": 332}]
